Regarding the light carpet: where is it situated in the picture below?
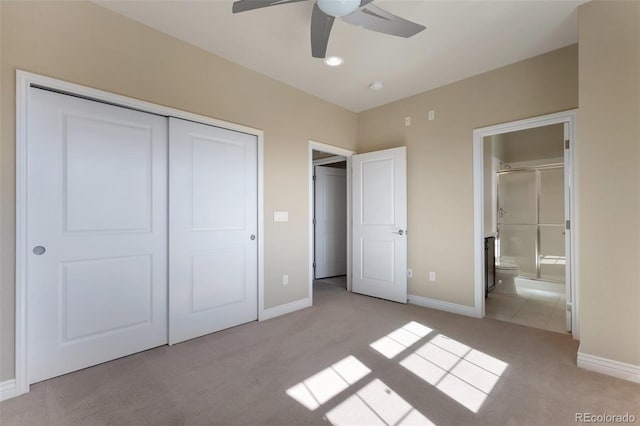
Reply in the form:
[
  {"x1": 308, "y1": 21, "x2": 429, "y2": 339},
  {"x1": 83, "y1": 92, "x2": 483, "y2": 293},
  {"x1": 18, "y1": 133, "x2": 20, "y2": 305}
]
[{"x1": 1, "y1": 281, "x2": 638, "y2": 425}]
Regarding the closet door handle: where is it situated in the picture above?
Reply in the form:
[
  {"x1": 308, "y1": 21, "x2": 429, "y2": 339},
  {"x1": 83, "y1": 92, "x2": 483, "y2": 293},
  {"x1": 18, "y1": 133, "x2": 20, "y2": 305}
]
[{"x1": 33, "y1": 246, "x2": 46, "y2": 255}]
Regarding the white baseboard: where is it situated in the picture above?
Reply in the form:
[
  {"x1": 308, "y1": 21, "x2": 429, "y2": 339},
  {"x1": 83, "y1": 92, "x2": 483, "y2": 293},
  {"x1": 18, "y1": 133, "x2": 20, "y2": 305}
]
[
  {"x1": 577, "y1": 351, "x2": 640, "y2": 384},
  {"x1": 0, "y1": 379, "x2": 17, "y2": 401},
  {"x1": 260, "y1": 297, "x2": 312, "y2": 321},
  {"x1": 408, "y1": 294, "x2": 481, "y2": 318}
]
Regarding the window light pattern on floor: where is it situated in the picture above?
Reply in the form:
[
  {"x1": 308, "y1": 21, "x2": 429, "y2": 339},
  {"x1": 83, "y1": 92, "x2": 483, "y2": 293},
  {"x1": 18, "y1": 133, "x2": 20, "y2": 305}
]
[
  {"x1": 369, "y1": 321, "x2": 433, "y2": 359},
  {"x1": 400, "y1": 334, "x2": 508, "y2": 413},
  {"x1": 286, "y1": 321, "x2": 507, "y2": 424},
  {"x1": 325, "y1": 379, "x2": 435, "y2": 426},
  {"x1": 286, "y1": 355, "x2": 371, "y2": 410}
]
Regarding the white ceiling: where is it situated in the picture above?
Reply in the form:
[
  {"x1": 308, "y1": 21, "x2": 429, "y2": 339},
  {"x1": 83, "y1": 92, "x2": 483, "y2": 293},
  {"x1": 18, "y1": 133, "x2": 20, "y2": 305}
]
[{"x1": 95, "y1": 0, "x2": 583, "y2": 112}]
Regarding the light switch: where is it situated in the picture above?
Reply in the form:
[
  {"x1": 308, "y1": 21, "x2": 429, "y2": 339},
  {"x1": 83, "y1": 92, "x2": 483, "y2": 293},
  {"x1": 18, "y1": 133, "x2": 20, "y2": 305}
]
[{"x1": 274, "y1": 211, "x2": 289, "y2": 222}]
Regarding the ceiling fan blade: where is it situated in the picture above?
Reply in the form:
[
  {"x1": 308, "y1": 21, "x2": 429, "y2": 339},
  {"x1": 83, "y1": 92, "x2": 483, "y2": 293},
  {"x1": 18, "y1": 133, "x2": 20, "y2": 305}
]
[
  {"x1": 232, "y1": 0, "x2": 308, "y2": 14},
  {"x1": 342, "y1": 4, "x2": 425, "y2": 38},
  {"x1": 311, "y1": 3, "x2": 335, "y2": 58}
]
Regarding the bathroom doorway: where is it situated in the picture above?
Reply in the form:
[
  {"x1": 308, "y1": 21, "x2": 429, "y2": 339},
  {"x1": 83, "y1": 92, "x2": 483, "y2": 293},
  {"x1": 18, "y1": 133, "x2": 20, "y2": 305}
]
[{"x1": 473, "y1": 111, "x2": 577, "y2": 337}]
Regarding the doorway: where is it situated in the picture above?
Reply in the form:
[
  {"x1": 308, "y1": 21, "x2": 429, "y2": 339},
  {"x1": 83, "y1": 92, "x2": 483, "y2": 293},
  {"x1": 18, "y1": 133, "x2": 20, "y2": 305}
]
[
  {"x1": 313, "y1": 156, "x2": 347, "y2": 285},
  {"x1": 309, "y1": 142, "x2": 354, "y2": 297},
  {"x1": 472, "y1": 111, "x2": 578, "y2": 338},
  {"x1": 485, "y1": 125, "x2": 567, "y2": 333},
  {"x1": 308, "y1": 143, "x2": 409, "y2": 305}
]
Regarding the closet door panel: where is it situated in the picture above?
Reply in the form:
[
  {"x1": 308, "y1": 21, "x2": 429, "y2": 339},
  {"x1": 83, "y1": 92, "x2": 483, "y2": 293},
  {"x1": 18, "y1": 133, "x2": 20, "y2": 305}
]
[
  {"x1": 26, "y1": 88, "x2": 168, "y2": 384},
  {"x1": 169, "y1": 118, "x2": 258, "y2": 344}
]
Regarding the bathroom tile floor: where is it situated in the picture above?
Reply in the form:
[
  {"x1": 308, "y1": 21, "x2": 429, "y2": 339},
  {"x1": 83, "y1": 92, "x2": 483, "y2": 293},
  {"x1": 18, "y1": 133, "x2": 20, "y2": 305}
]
[{"x1": 485, "y1": 286, "x2": 569, "y2": 334}]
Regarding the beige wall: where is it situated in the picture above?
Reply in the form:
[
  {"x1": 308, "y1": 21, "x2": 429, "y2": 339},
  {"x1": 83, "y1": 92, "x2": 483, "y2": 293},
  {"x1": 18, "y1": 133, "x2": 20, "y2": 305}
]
[
  {"x1": 0, "y1": 1, "x2": 357, "y2": 381},
  {"x1": 357, "y1": 45, "x2": 578, "y2": 306},
  {"x1": 497, "y1": 124, "x2": 564, "y2": 163},
  {"x1": 577, "y1": 1, "x2": 640, "y2": 366}
]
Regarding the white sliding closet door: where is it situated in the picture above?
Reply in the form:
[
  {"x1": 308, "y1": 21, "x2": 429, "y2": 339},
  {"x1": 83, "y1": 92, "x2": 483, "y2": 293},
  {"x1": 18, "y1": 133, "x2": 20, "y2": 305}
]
[
  {"x1": 169, "y1": 118, "x2": 258, "y2": 344},
  {"x1": 27, "y1": 88, "x2": 168, "y2": 383}
]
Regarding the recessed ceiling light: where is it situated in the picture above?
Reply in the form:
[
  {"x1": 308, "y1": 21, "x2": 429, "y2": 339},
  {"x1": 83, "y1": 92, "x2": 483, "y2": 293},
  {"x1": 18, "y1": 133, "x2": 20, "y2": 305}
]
[
  {"x1": 324, "y1": 56, "x2": 344, "y2": 67},
  {"x1": 369, "y1": 81, "x2": 384, "y2": 91}
]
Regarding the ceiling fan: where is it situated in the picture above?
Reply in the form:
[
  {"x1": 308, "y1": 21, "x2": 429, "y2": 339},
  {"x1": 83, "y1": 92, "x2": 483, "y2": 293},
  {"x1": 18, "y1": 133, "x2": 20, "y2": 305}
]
[{"x1": 232, "y1": 0, "x2": 426, "y2": 58}]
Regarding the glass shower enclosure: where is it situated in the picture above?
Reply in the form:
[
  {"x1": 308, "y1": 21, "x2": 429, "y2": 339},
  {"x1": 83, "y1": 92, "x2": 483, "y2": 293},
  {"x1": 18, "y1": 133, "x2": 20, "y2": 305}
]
[{"x1": 497, "y1": 165, "x2": 565, "y2": 283}]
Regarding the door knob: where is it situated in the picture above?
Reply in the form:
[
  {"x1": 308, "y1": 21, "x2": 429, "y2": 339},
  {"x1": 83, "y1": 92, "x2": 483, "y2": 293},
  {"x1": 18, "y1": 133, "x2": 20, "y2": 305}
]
[
  {"x1": 393, "y1": 230, "x2": 405, "y2": 236},
  {"x1": 250, "y1": 234, "x2": 256, "y2": 240},
  {"x1": 33, "y1": 246, "x2": 46, "y2": 255}
]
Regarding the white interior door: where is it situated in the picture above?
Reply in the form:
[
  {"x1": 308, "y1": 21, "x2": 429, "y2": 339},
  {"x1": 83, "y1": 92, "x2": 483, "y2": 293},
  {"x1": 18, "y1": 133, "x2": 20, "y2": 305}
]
[
  {"x1": 27, "y1": 88, "x2": 168, "y2": 383},
  {"x1": 352, "y1": 147, "x2": 407, "y2": 303},
  {"x1": 169, "y1": 118, "x2": 258, "y2": 344},
  {"x1": 314, "y1": 165, "x2": 347, "y2": 279}
]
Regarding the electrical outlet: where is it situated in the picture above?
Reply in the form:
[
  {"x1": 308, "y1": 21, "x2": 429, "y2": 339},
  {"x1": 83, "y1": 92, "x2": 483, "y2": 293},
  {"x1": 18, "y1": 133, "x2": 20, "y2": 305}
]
[
  {"x1": 429, "y1": 271, "x2": 436, "y2": 282},
  {"x1": 428, "y1": 110, "x2": 435, "y2": 121},
  {"x1": 405, "y1": 116, "x2": 411, "y2": 127},
  {"x1": 407, "y1": 268, "x2": 413, "y2": 278},
  {"x1": 283, "y1": 274, "x2": 288, "y2": 285}
]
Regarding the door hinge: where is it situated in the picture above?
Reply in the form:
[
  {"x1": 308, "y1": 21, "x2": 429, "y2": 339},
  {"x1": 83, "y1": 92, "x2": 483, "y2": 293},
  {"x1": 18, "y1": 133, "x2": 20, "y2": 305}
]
[
  {"x1": 565, "y1": 139, "x2": 570, "y2": 150},
  {"x1": 313, "y1": 175, "x2": 316, "y2": 181},
  {"x1": 313, "y1": 262, "x2": 316, "y2": 270},
  {"x1": 566, "y1": 302, "x2": 572, "y2": 312},
  {"x1": 565, "y1": 219, "x2": 571, "y2": 230}
]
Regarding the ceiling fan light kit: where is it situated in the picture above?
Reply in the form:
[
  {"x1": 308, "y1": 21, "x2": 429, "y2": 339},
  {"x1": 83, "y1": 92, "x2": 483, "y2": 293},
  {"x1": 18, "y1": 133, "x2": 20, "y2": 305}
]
[
  {"x1": 232, "y1": 0, "x2": 426, "y2": 59},
  {"x1": 317, "y1": 0, "x2": 360, "y2": 17}
]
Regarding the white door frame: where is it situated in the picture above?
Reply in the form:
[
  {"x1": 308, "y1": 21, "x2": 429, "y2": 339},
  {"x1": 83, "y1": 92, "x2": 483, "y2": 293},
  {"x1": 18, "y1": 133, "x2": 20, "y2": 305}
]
[
  {"x1": 309, "y1": 141, "x2": 354, "y2": 300},
  {"x1": 15, "y1": 70, "x2": 265, "y2": 397},
  {"x1": 472, "y1": 110, "x2": 579, "y2": 339}
]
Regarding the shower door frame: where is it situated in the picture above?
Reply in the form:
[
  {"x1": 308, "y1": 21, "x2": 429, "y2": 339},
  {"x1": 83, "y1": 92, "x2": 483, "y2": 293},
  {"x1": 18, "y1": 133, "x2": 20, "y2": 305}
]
[
  {"x1": 472, "y1": 110, "x2": 578, "y2": 339},
  {"x1": 497, "y1": 163, "x2": 565, "y2": 283}
]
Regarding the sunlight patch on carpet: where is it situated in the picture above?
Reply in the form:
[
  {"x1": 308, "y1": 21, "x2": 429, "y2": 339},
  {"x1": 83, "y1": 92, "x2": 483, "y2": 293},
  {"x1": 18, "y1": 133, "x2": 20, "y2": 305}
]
[
  {"x1": 400, "y1": 334, "x2": 508, "y2": 413},
  {"x1": 325, "y1": 378, "x2": 435, "y2": 426},
  {"x1": 370, "y1": 321, "x2": 433, "y2": 359},
  {"x1": 286, "y1": 355, "x2": 371, "y2": 410}
]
